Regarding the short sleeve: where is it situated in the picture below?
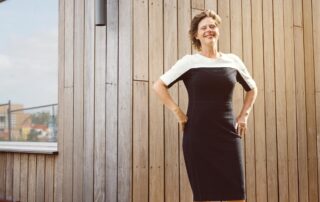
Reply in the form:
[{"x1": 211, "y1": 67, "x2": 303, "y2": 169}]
[
  {"x1": 159, "y1": 54, "x2": 192, "y2": 88},
  {"x1": 230, "y1": 54, "x2": 257, "y2": 91}
]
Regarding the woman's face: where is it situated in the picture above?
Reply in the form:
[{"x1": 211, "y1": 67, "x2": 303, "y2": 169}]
[{"x1": 195, "y1": 17, "x2": 220, "y2": 48}]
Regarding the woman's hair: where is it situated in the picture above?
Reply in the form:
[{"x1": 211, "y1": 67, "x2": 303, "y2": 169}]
[{"x1": 188, "y1": 9, "x2": 221, "y2": 51}]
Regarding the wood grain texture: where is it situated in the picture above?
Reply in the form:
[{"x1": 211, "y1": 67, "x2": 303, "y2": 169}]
[
  {"x1": 252, "y1": 0, "x2": 267, "y2": 201},
  {"x1": 303, "y1": 0, "x2": 319, "y2": 201},
  {"x1": 164, "y1": 0, "x2": 180, "y2": 201},
  {"x1": 36, "y1": 155, "x2": 45, "y2": 202},
  {"x1": 178, "y1": 0, "x2": 192, "y2": 201},
  {"x1": 133, "y1": 81, "x2": 149, "y2": 202},
  {"x1": 72, "y1": 0, "x2": 85, "y2": 200},
  {"x1": 262, "y1": 0, "x2": 278, "y2": 201},
  {"x1": 242, "y1": 0, "x2": 256, "y2": 201},
  {"x1": 94, "y1": 25, "x2": 106, "y2": 202},
  {"x1": 105, "y1": 0, "x2": 119, "y2": 201},
  {"x1": 149, "y1": 0, "x2": 165, "y2": 201},
  {"x1": 133, "y1": 0, "x2": 149, "y2": 80},
  {"x1": 83, "y1": 0, "x2": 95, "y2": 201},
  {"x1": 118, "y1": 0, "x2": 133, "y2": 201},
  {"x1": 284, "y1": 0, "x2": 299, "y2": 201}
]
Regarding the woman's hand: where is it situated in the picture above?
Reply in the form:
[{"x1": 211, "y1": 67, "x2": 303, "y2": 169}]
[
  {"x1": 172, "y1": 107, "x2": 188, "y2": 131},
  {"x1": 235, "y1": 114, "x2": 248, "y2": 138}
]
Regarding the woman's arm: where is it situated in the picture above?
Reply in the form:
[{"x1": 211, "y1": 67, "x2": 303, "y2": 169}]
[
  {"x1": 152, "y1": 79, "x2": 188, "y2": 131},
  {"x1": 236, "y1": 87, "x2": 258, "y2": 137}
]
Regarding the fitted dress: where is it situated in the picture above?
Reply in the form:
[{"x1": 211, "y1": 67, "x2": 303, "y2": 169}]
[{"x1": 159, "y1": 52, "x2": 257, "y2": 201}]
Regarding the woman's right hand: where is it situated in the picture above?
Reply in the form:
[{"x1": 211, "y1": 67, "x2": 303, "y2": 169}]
[{"x1": 172, "y1": 107, "x2": 188, "y2": 131}]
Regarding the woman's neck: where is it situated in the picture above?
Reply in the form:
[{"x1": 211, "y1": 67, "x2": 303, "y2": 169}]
[{"x1": 200, "y1": 43, "x2": 219, "y2": 58}]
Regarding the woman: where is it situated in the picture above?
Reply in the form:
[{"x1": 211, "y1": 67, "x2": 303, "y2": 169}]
[{"x1": 152, "y1": 10, "x2": 257, "y2": 202}]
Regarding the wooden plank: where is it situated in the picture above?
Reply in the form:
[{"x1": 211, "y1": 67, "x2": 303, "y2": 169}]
[
  {"x1": 164, "y1": 0, "x2": 180, "y2": 201},
  {"x1": 133, "y1": 0, "x2": 148, "y2": 80},
  {"x1": 94, "y1": 25, "x2": 106, "y2": 202},
  {"x1": 36, "y1": 155, "x2": 45, "y2": 202},
  {"x1": 73, "y1": 0, "x2": 85, "y2": 200},
  {"x1": 192, "y1": 0, "x2": 204, "y2": 10},
  {"x1": 149, "y1": 0, "x2": 165, "y2": 201},
  {"x1": 106, "y1": 0, "x2": 119, "y2": 201},
  {"x1": 312, "y1": 0, "x2": 320, "y2": 200},
  {"x1": 83, "y1": 0, "x2": 95, "y2": 200},
  {"x1": 0, "y1": 154, "x2": 6, "y2": 198},
  {"x1": 45, "y1": 156, "x2": 54, "y2": 202},
  {"x1": 262, "y1": 0, "x2": 278, "y2": 201},
  {"x1": 62, "y1": 87, "x2": 74, "y2": 202},
  {"x1": 64, "y1": 0, "x2": 74, "y2": 87},
  {"x1": 5, "y1": 153, "x2": 13, "y2": 200},
  {"x1": 242, "y1": 0, "x2": 256, "y2": 201},
  {"x1": 205, "y1": 0, "x2": 217, "y2": 12},
  {"x1": 303, "y1": 0, "x2": 318, "y2": 201},
  {"x1": 13, "y1": 153, "x2": 20, "y2": 201},
  {"x1": 293, "y1": 0, "x2": 303, "y2": 26},
  {"x1": 274, "y1": 0, "x2": 289, "y2": 201},
  {"x1": 284, "y1": 0, "x2": 299, "y2": 201},
  {"x1": 54, "y1": 0, "x2": 65, "y2": 200},
  {"x1": 133, "y1": 81, "x2": 149, "y2": 202},
  {"x1": 217, "y1": 0, "x2": 230, "y2": 52},
  {"x1": 177, "y1": 0, "x2": 192, "y2": 201},
  {"x1": 294, "y1": 26, "x2": 309, "y2": 202},
  {"x1": 251, "y1": 0, "x2": 267, "y2": 201},
  {"x1": 28, "y1": 155, "x2": 36, "y2": 202},
  {"x1": 20, "y1": 154, "x2": 28, "y2": 201},
  {"x1": 118, "y1": 0, "x2": 133, "y2": 201}
]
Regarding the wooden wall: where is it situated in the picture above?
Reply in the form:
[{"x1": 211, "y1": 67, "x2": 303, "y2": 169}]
[{"x1": 0, "y1": 0, "x2": 320, "y2": 202}]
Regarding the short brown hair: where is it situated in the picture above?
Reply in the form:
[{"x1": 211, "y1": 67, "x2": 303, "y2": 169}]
[{"x1": 188, "y1": 10, "x2": 222, "y2": 51}]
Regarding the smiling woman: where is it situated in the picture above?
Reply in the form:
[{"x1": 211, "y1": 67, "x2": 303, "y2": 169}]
[{"x1": 0, "y1": 0, "x2": 58, "y2": 151}]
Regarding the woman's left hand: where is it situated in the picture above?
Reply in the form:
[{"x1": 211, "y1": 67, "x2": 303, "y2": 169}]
[{"x1": 235, "y1": 115, "x2": 248, "y2": 138}]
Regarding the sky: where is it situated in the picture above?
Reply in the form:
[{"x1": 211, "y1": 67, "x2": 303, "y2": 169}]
[{"x1": 0, "y1": 0, "x2": 58, "y2": 108}]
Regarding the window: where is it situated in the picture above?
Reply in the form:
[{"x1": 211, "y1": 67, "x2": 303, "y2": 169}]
[{"x1": 0, "y1": 0, "x2": 58, "y2": 153}]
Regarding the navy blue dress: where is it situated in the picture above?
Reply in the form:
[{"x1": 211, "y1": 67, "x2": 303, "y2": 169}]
[{"x1": 160, "y1": 52, "x2": 256, "y2": 201}]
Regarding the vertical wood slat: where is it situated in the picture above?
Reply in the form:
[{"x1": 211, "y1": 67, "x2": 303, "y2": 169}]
[
  {"x1": 45, "y1": 156, "x2": 54, "y2": 202},
  {"x1": 303, "y1": 0, "x2": 319, "y2": 201},
  {"x1": 164, "y1": 0, "x2": 180, "y2": 201},
  {"x1": 192, "y1": 0, "x2": 204, "y2": 10},
  {"x1": 36, "y1": 155, "x2": 45, "y2": 202},
  {"x1": 252, "y1": 0, "x2": 267, "y2": 201},
  {"x1": 262, "y1": 0, "x2": 278, "y2": 201},
  {"x1": 62, "y1": 1, "x2": 75, "y2": 202},
  {"x1": 0, "y1": 154, "x2": 6, "y2": 198},
  {"x1": 5, "y1": 153, "x2": 13, "y2": 200},
  {"x1": 13, "y1": 154, "x2": 20, "y2": 201},
  {"x1": 83, "y1": 0, "x2": 95, "y2": 200},
  {"x1": 20, "y1": 154, "x2": 28, "y2": 201},
  {"x1": 294, "y1": 26, "x2": 309, "y2": 202},
  {"x1": 242, "y1": 0, "x2": 256, "y2": 201},
  {"x1": 284, "y1": 0, "x2": 299, "y2": 201},
  {"x1": 54, "y1": 0, "x2": 65, "y2": 200},
  {"x1": 133, "y1": 81, "x2": 149, "y2": 202},
  {"x1": 217, "y1": 0, "x2": 230, "y2": 52},
  {"x1": 149, "y1": 0, "x2": 164, "y2": 201},
  {"x1": 178, "y1": 0, "x2": 192, "y2": 201},
  {"x1": 133, "y1": 0, "x2": 148, "y2": 80},
  {"x1": 312, "y1": 0, "x2": 320, "y2": 200},
  {"x1": 94, "y1": 25, "x2": 106, "y2": 202},
  {"x1": 106, "y1": 0, "x2": 119, "y2": 201},
  {"x1": 72, "y1": 0, "x2": 85, "y2": 201},
  {"x1": 205, "y1": 0, "x2": 217, "y2": 12},
  {"x1": 274, "y1": 0, "x2": 289, "y2": 201},
  {"x1": 28, "y1": 155, "x2": 36, "y2": 202},
  {"x1": 118, "y1": 0, "x2": 133, "y2": 201}
]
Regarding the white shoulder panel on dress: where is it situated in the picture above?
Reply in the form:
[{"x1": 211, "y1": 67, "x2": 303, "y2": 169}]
[
  {"x1": 227, "y1": 53, "x2": 257, "y2": 90},
  {"x1": 160, "y1": 54, "x2": 192, "y2": 86}
]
